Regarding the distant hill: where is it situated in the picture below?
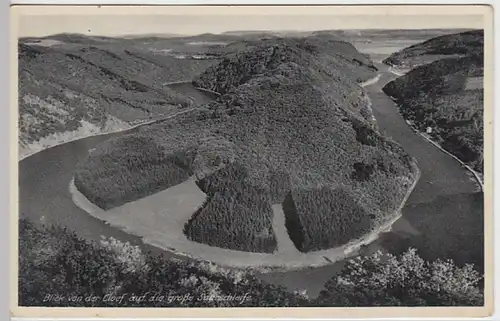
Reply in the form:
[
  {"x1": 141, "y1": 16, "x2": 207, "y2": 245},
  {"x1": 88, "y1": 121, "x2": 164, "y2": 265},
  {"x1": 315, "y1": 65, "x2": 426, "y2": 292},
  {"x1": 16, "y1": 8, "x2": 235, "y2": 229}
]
[
  {"x1": 203, "y1": 35, "x2": 378, "y2": 83},
  {"x1": 120, "y1": 33, "x2": 185, "y2": 39},
  {"x1": 37, "y1": 33, "x2": 123, "y2": 44},
  {"x1": 383, "y1": 29, "x2": 483, "y2": 68},
  {"x1": 221, "y1": 30, "x2": 312, "y2": 38},
  {"x1": 311, "y1": 28, "x2": 470, "y2": 40},
  {"x1": 382, "y1": 30, "x2": 484, "y2": 173},
  {"x1": 75, "y1": 35, "x2": 419, "y2": 254},
  {"x1": 221, "y1": 30, "x2": 281, "y2": 36}
]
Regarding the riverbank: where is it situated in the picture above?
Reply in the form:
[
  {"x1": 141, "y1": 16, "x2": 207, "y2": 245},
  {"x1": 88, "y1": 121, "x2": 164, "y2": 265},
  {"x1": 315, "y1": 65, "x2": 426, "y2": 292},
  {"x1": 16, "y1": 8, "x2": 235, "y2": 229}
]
[
  {"x1": 383, "y1": 64, "x2": 484, "y2": 192},
  {"x1": 21, "y1": 53, "x2": 421, "y2": 274},
  {"x1": 404, "y1": 118, "x2": 484, "y2": 191},
  {"x1": 19, "y1": 116, "x2": 131, "y2": 161},
  {"x1": 360, "y1": 73, "x2": 381, "y2": 87},
  {"x1": 362, "y1": 65, "x2": 482, "y2": 267},
  {"x1": 388, "y1": 66, "x2": 409, "y2": 76},
  {"x1": 69, "y1": 160, "x2": 420, "y2": 271},
  {"x1": 18, "y1": 79, "x2": 220, "y2": 162},
  {"x1": 18, "y1": 108, "x2": 200, "y2": 161}
]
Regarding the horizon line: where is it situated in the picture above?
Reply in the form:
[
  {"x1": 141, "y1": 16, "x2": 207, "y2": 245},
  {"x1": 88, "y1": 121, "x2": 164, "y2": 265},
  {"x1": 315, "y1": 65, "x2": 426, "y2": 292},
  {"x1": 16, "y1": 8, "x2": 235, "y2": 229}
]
[{"x1": 18, "y1": 27, "x2": 479, "y2": 39}]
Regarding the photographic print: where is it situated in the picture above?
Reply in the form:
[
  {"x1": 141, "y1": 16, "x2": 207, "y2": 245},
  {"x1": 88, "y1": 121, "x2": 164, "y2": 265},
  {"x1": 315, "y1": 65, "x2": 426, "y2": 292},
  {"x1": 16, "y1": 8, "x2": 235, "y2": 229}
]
[{"x1": 10, "y1": 5, "x2": 493, "y2": 318}]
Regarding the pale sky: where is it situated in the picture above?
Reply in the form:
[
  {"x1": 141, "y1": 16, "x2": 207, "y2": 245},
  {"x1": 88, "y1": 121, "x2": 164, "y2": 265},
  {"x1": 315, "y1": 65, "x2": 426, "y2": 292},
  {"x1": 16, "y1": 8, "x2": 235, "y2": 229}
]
[{"x1": 15, "y1": 6, "x2": 487, "y2": 37}]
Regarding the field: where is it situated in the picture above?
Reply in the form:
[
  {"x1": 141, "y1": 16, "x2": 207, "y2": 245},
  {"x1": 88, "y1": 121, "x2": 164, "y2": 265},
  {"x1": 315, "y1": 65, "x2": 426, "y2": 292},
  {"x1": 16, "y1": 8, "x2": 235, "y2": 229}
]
[{"x1": 75, "y1": 34, "x2": 419, "y2": 254}]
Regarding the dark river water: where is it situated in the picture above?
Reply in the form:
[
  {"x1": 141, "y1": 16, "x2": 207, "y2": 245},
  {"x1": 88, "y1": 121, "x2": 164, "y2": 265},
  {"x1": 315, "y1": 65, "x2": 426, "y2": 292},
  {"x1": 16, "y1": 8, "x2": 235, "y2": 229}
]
[
  {"x1": 19, "y1": 67, "x2": 484, "y2": 298},
  {"x1": 257, "y1": 63, "x2": 483, "y2": 296}
]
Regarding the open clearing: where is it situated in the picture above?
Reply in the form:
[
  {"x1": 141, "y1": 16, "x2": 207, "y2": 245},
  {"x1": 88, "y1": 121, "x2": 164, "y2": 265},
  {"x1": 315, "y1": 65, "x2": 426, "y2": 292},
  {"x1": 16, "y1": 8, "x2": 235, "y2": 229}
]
[
  {"x1": 272, "y1": 204, "x2": 302, "y2": 255},
  {"x1": 70, "y1": 177, "x2": 206, "y2": 250}
]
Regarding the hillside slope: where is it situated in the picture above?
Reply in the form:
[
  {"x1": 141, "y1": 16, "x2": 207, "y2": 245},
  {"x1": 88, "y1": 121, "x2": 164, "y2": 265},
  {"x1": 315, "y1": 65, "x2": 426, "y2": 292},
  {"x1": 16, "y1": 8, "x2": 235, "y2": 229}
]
[
  {"x1": 75, "y1": 37, "x2": 419, "y2": 255},
  {"x1": 383, "y1": 29, "x2": 484, "y2": 69},
  {"x1": 203, "y1": 36, "x2": 378, "y2": 84},
  {"x1": 18, "y1": 37, "x2": 215, "y2": 159},
  {"x1": 382, "y1": 34, "x2": 484, "y2": 173}
]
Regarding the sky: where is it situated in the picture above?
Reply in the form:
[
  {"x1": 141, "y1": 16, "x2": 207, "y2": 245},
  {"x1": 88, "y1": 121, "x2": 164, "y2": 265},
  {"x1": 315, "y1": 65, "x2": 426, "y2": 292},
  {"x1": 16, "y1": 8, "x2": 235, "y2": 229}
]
[{"x1": 15, "y1": 6, "x2": 487, "y2": 37}]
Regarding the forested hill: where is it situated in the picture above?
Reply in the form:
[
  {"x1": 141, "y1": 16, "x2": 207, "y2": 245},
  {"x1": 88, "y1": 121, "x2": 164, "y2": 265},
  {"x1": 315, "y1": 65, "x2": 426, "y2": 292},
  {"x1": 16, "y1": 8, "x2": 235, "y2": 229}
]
[
  {"x1": 18, "y1": 37, "x2": 215, "y2": 158},
  {"x1": 75, "y1": 35, "x2": 419, "y2": 254},
  {"x1": 382, "y1": 30, "x2": 484, "y2": 173},
  {"x1": 383, "y1": 29, "x2": 484, "y2": 69}
]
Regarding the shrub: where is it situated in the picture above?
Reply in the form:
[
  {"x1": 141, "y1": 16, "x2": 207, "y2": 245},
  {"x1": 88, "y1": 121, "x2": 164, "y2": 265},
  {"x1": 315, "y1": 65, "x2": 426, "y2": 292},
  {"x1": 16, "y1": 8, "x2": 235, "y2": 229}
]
[
  {"x1": 20, "y1": 217, "x2": 484, "y2": 307},
  {"x1": 99, "y1": 236, "x2": 149, "y2": 274},
  {"x1": 351, "y1": 118, "x2": 384, "y2": 147},
  {"x1": 18, "y1": 218, "x2": 304, "y2": 307},
  {"x1": 282, "y1": 187, "x2": 372, "y2": 252},
  {"x1": 351, "y1": 162, "x2": 375, "y2": 182},
  {"x1": 18, "y1": 219, "x2": 129, "y2": 306},
  {"x1": 316, "y1": 248, "x2": 484, "y2": 306}
]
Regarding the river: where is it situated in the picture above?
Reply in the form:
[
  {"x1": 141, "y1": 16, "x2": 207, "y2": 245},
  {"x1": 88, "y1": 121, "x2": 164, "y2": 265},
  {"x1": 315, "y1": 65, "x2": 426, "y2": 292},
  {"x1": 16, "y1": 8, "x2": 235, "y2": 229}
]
[
  {"x1": 19, "y1": 55, "x2": 483, "y2": 299},
  {"x1": 257, "y1": 62, "x2": 483, "y2": 296},
  {"x1": 19, "y1": 83, "x2": 218, "y2": 261}
]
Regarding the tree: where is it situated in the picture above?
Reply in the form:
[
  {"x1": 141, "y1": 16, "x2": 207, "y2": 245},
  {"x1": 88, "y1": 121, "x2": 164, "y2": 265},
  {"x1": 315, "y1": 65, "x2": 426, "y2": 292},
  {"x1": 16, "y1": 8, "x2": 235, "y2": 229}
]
[{"x1": 316, "y1": 248, "x2": 483, "y2": 307}]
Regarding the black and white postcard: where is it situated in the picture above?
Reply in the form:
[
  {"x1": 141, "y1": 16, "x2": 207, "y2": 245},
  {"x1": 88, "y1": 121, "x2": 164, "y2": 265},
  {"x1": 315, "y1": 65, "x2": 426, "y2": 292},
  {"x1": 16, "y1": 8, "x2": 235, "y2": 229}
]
[{"x1": 10, "y1": 4, "x2": 494, "y2": 319}]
